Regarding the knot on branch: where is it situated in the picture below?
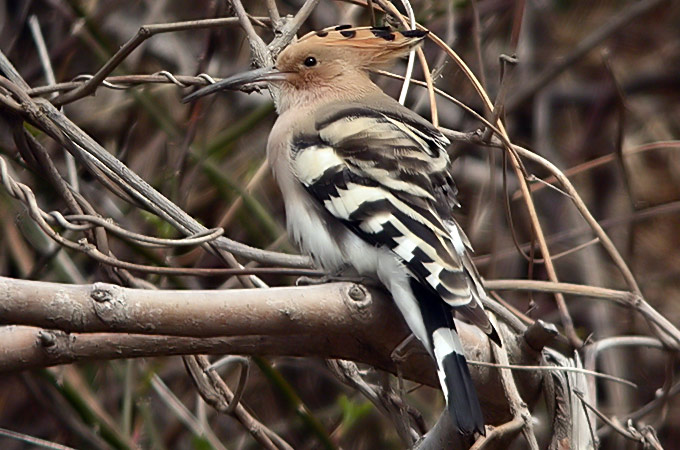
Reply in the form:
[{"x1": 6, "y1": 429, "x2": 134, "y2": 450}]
[
  {"x1": 342, "y1": 283, "x2": 373, "y2": 317},
  {"x1": 37, "y1": 329, "x2": 74, "y2": 357},
  {"x1": 90, "y1": 282, "x2": 129, "y2": 327}
]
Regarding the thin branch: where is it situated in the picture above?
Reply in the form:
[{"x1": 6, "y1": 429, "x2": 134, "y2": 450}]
[
  {"x1": 51, "y1": 17, "x2": 269, "y2": 106},
  {"x1": 184, "y1": 355, "x2": 290, "y2": 449},
  {"x1": 45, "y1": 213, "x2": 225, "y2": 248},
  {"x1": 583, "y1": 336, "x2": 665, "y2": 404},
  {"x1": 467, "y1": 360, "x2": 636, "y2": 389},
  {"x1": 267, "y1": 0, "x2": 321, "y2": 55},
  {"x1": 425, "y1": 24, "x2": 582, "y2": 347},
  {"x1": 488, "y1": 314, "x2": 540, "y2": 449},
  {"x1": 0, "y1": 155, "x2": 315, "y2": 277},
  {"x1": 511, "y1": 145, "x2": 641, "y2": 295},
  {"x1": 506, "y1": 0, "x2": 667, "y2": 110},
  {"x1": 475, "y1": 200, "x2": 680, "y2": 271},
  {"x1": 28, "y1": 73, "x2": 222, "y2": 96},
  {"x1": 469, "y1": 417, "x2": 524, "y2": 450},
  {"x1": 604, "y1": 379, "x2": 680, "y2": 436},
  {"x1": 573, "y1": 390, "x2": 645, "y2": 444},
  {"x1": 377, "y1": 71, "x2": 494, "y2": 132},
  {"x1": 0, "y1": 426, "x2": 77, "y2": 450},
  {"x1": 229, "y1": 0, "x2": 271, "y2": 65},
  {"x1": 0, "y1": 78, "x2": 313, "y2": 269},
  {"x1": 150, "y1": 374, "x2": 228, "y2": 450},
  {"x1": 485, "y1": 279, "x2": 636, "y2": 303},
  {"x1": 394, "y1": 0, "x2": 417, "y2": 105},
  {"x1": 264, "y1": 0, "x2": 281, "y2": 24},
  {"x1": 486, "y1": 279, "x2": 680, "y2": 349},
  {"x1": 204, "y1": 356, "x2": 251, "y2": 415},
  {"x1": 28, "y1": 14, "x2": 79, "y2": 191},
  {"x1": 327, "y1": 359, "x2": 421, "y2": 445},
  {"x1": 511, "y1": 140, "x2": 680, "y2": 199},
  {"x1": 27, "y1": 15, "x2": 57, "y2": 88}
]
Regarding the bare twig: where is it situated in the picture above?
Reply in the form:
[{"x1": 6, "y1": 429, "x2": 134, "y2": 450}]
[
  {"x1": 573, "y1": 390, "x2": 645, "y2": 444},
  {"x1": 264, "y1": 0, "x2": 281, "y2": 25},
  {"x1": 27, "y1": 16, "x2": 57, "y2": 91},
  {"x1": 28, "y1": 14, "x2": 79, "y2": 192},
  {"x1": 394, "y1": 0, "x2": 417, "y2": 105},
  {"x1": 184, "y1": 355, "x2": 290, "y2": 449},
  {"x1": 51, "y1": 17, "x2": 270, "y2": 106},
  {"x1": 488, "y1": 314, "x2": 539, "y2": 449},
  {"x1": 487, "y1": 278, "x2": 680, "y2": 349},
  {"x1": 485, "y1": 279, "x2": 636, "y2": 302},
  {"x1": 583, "y1": 336, "x2": 665, "y2": 405},
  {"x1": 511, "y1": 140, "x2": 680, "y2": 199},
  {"x1": 467, "y1": 360, "x2": 636, "y2": 389},
  {"x1": 229, "y1": 0, "x2": 271, "y2": 65},
  {"x1": 469, "y1": 417, "x2": 524, "y2": 450},
  {"x1": 0, "y1": 76, "x2": 312, "y2": 269},
  {"x1": 0, "y1": 155, "x2": 316, "y2": 277},
  {"x1": 506, "y1": 0, "x2": 668, "y2": 110},
  {"x1": 426, "y1": 26, "x2": 583, "y2": 347},
  {"x1": 267, "y1": 0, "x2": 321, "y2": 56},
  {"x1": 326, "y1": 359, "x2": 421, "y2": 445},
  {"x1": 204, "y1": 356, "x2": 251, "y2": 415},
  {"x1": 510, "y1": 145, "x2": 641, "y2": 294},
  {"x1": 0, "y1": 426, "x2": 78, "y2": 450},
  {"x1": 150, "y1": 374, "x2": 228, "y2": 450}
]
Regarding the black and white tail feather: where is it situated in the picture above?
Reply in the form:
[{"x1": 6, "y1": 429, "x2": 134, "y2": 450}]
[
  {"x1": 289, "y1": 94, "x2": 500, "y2": 435},
  {"x1": 411, "y1": 279, "x2": 485, "y2": 433}
]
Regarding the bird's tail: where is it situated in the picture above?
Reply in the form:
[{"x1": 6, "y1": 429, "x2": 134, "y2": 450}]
[{"x1": 410, "y1": 279, "x2": 485, "y2": 435}]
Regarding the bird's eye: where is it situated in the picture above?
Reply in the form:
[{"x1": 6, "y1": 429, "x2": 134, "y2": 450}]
[{"x1": 303, "y1": 56, "x2": 317, "y2": 67}]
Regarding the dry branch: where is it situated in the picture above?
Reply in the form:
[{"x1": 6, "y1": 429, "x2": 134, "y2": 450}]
[{"x1": 0, "y1": 275, "x2": 544, "y2": 428}]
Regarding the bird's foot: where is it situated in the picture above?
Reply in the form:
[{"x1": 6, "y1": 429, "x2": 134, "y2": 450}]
[
  {"x1": 390, "y1": 334, "x2": 417, "y2": 364},
  {"x1": 296, "y1": 266, "x2": 370, "y2": 286}
]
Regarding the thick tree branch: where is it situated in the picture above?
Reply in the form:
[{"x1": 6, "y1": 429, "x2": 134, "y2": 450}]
[{"x1": 0, "y1": 276, "x2": 544, "y2": 426}]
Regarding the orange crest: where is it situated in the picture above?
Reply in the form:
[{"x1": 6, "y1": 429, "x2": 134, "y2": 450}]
[{"x1": 297, "y1": 25, "x2": 428, "y2": 69}]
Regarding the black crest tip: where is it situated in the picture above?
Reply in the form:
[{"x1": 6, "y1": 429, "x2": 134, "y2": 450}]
[
  {"x1": 401, "y1": 29, "x2": 429, "y2": 38},
  {"x1": 373, "y1": 30, "x2": 395, "y2": 41}
]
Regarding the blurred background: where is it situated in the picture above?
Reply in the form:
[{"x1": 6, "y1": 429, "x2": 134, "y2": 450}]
[{"x1": 1, "y1": 0, "x2": 680, "y2": 448}]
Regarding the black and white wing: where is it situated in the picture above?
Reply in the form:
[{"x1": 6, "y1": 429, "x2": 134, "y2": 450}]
[{"x1": 291, "y1": 98, "x2": 497, "y2": 341}]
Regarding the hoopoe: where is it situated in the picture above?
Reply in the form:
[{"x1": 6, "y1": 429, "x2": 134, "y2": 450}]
[{"x1": 184, "y1": 25, "x2": 500, "y2": 435}]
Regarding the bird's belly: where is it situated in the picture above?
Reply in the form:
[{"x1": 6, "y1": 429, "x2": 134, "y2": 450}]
[
  {"x1": 284, "y1": 194, "x2": 384, "y2": 277},
  {"x1": 285, "y1": 196, "x2": 348, "y2": 272}
]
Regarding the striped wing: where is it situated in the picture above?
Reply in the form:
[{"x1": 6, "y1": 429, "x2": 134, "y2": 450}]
[{"x1": 292, "y1": 101, "x2": 494, "y2": 334}]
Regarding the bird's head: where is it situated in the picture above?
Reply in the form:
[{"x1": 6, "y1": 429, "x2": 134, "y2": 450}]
[
  {"x1": 274, "y1": 25, "x2": 428, "y2": 90},
  {"x1": 182, "y1": 25, "x2": 428, "y2": 109}
]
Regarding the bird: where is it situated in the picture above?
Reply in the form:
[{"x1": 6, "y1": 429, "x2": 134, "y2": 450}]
[{"x1": 184, "y1": 24, "x2": 500, "y2": 435}]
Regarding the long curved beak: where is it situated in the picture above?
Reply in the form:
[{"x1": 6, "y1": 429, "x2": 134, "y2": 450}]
[{"x1": 182, "y1": 67, "x2": 288, "y2": 103}]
